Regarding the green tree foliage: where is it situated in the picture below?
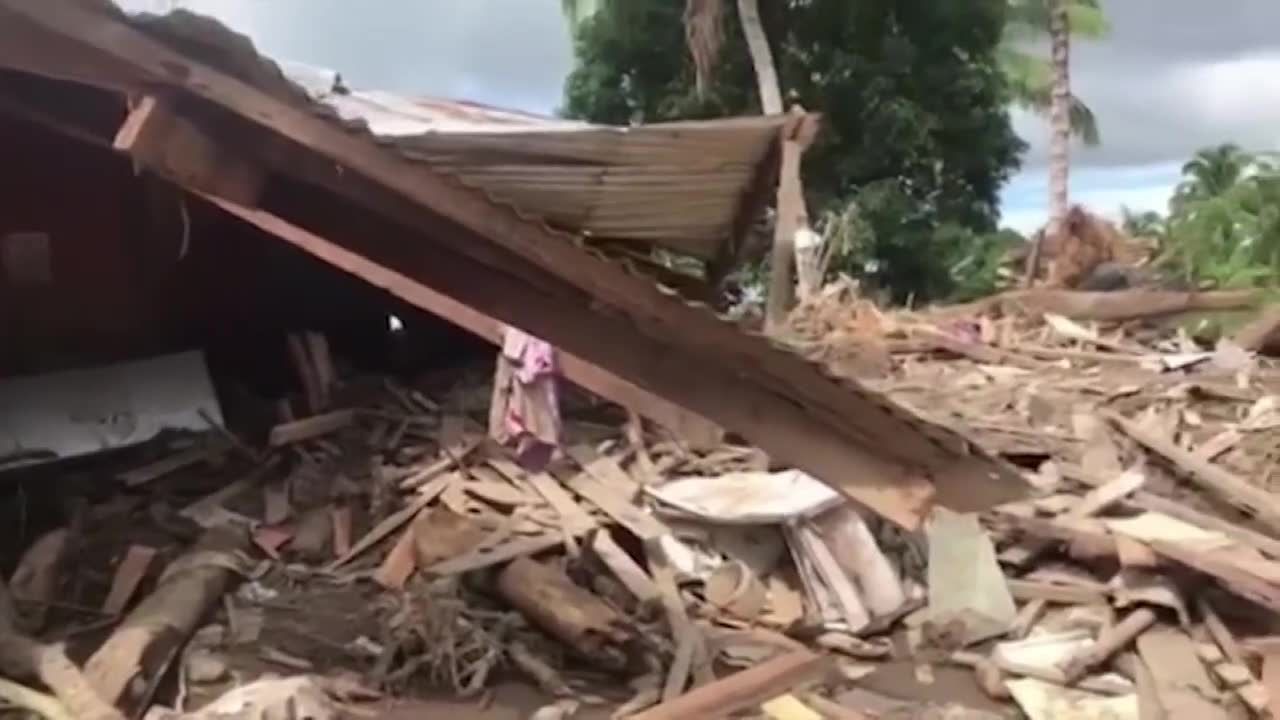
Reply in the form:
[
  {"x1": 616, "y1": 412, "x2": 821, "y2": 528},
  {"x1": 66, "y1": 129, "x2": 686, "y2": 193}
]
[
  {"x1": 815, "y1": 182, "x2": 1023, "y2": 304},
  {"x1": 1173, "y1": 144, "x2": 1253, "y2": 207},
  {"x1": 1140, "y1": 146, "x2": 1280, "y2": 289},
  {"x1": 563, "y1": 0, "x2": 1026, "y2": 303}
]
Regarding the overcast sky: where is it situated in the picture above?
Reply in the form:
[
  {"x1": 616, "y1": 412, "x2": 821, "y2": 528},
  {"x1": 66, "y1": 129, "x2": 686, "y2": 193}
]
[{"x1": 117, "y1": 0, "x2": 1280, "y2": 234}]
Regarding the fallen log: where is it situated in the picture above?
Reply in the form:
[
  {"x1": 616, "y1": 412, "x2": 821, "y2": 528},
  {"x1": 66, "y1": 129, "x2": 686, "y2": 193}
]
[
  {"x1": 84, "y1": 525, "x2": 249, "y2": 715},
  {"x1": 938, "y1": 289, "x2": 1259, "y2": 322},
  {"x1": 496, "y1": 557, "x2": 633, "y2": 670}
]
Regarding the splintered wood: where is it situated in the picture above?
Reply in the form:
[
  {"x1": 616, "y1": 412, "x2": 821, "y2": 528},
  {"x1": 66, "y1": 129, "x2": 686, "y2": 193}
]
[
  {"x1": 13, "y1": 265, "x2": 1280, "y2": 720},
  {"x1": 788, "y1": 284, "x2": 1280, "y2": 718}
]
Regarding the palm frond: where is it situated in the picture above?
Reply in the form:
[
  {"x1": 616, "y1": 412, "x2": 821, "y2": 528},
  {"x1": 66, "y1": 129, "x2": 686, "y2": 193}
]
[{"x1": 1000, "y1": 48, "x2": 1100, "y2": 144}]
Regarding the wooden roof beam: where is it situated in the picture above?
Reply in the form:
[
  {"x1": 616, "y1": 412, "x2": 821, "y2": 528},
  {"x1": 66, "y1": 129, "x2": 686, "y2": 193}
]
[
  {"x1": 114, "y1": 95, "x2": 264, "y2": 206},
  {"x1": 107, "y1": 93, "x2": 726, "y2": 452},
  {"x1": 247, "y1": 176, "x2": 937, "y2": 528}
]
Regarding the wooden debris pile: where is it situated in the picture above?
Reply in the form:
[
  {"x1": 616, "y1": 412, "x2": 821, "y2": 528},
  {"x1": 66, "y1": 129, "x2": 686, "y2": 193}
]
[
  {"x1": 781, "y1": 284, "x2": 1280, "y2": 719},
  {"x1": 9, "y1": 282, "x2": 1280, "y2": 719},
  {"x1": 0, "y1": 363, "x2": 929, "y2": 719}
]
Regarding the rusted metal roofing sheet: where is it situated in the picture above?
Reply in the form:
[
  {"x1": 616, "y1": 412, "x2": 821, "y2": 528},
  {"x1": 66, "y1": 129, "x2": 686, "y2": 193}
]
[
  {"x1": 117, "y1": 13, "x2": 785, "y2": 262},
  {"x1": 299, "y1": 78, "x2": 784, "y2": 259}
]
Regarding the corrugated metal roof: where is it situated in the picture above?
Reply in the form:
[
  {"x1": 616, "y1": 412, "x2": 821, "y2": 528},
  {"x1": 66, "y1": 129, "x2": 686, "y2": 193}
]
[
  {"x1": 289, "y1": 71, "x2": 782, "y2": 259},
  {"x1": 114, "y1": 12, "x2": 786, "y2": 261}
]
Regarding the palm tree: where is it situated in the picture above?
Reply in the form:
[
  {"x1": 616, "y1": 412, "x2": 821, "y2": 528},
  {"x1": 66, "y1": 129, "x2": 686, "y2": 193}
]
[
  {"x1": 1001, "y1": 0, "x2": 1107, "y2": 145},
  {"x1": 1019, "y1": 0, "x2": 1077, "y2": 287},
  {"x1": 1045, "y1": 0, "x2": 1071, "y2": 245},
  {"x1": 1175, "y1": 144, "x2": 1251, "y2": 203},
  {"x1": 1119, "y1": 206, "x2": 1165, "y2": 240}
]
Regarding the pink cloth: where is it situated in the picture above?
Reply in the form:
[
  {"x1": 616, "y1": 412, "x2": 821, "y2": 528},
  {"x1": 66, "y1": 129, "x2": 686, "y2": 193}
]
[
  {"x1": 490, "y1": 327, "x2": 560, "y2": 470},
  {"x1": 502, "y1": 328, "x2": 557, "y2": 385}
]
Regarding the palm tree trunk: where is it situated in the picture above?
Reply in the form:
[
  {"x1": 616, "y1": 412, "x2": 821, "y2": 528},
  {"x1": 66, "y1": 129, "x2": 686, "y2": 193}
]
[
  {"x1": 1027, "y1": 0, "x2": 1071, "y2": 287},
  {"x1": 737, "y1": 0, "x2": 782, "y2": 114},
  {"x1": 737, "y1": 0, "x2": 801, "y2": 331},
  {"x1": 1046, "y1": 0, "x2": 1071, "y2": 249}
]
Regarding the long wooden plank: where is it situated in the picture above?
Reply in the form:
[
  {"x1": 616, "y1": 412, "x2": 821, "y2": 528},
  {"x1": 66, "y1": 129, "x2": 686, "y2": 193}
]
[
  {"x1": 203, "y1": 194, "x2": 725, "y2": 452},
  {"x1": 565, "y1": 445, "x2": 642, "y2": 497},
  {"x1": 267, "y1": 409, "x2": 355, "y2": 446},
  {"x1": 118, "y1": 445, "x2": 215, "y2": 487},
  {"x1": 425, "y1": 533, "x2": 566, "y2": 576},
  {"x1": 630, "y1": 649, "x2": 828, "y2": 720},
  {"x1": 487, "y1": 458, "x2": 596, "y2": 534},
  {"x1": 100, "y1": 545, "x2": 157, "y2": 617},
  {"x1": 324, "y1": 472, "x2": 455, "y2": 572},
  {"x1": 1107, "y1": 412, "x2": 1280, "y2": 535},
  {"x1": 0, "y1": 5, "x2": 1027, "y2": 527},
  {"x1": 200, "y1": 195, "x2": 937, "y2": 529},
  {"x1": 112, "y1": 94, "x2": 263, "y2": 206},
  {"x1": 563, "y1": 470, "x2": 669, "y2": 543}
]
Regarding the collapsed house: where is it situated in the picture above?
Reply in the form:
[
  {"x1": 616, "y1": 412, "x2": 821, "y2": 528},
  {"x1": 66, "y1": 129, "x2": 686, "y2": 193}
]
[
  {"x1": 0, "y1": 2, "x2": 1034, "y2": 719},
  {"x1": 18, "y1": 4, "x2": 1280, "y2": 720},
  {"x1": 0, "y1": 1, "x2": 1024, "y2": 526}
]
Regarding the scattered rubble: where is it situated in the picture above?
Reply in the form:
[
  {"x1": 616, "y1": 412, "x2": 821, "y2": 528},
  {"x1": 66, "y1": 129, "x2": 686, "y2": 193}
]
[{"x1": 4, "y1": 282, "x2": 1280, "y2": 719}]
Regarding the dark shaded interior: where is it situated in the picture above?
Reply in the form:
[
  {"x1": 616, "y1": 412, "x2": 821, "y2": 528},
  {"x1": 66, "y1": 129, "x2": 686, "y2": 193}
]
[{"x1": 0, "y1": 80, "x2": 490, "y2": 563}]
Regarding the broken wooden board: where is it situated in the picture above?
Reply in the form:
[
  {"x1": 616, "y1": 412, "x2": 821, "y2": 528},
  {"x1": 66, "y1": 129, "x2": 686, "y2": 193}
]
[
  {"x1": 1105, "y1": 411, "x2": 1280, "y2": 535},
  {"x1": 119, "y1": 444, "x2": 219, "y2": 487},
  {"x1": 425, "y1": 533, "x2": 565, "y2": 576},
  {"x1": 268, "y1": 409, "x2": 355, "y2": 447},
  {"x1": 565, "y1": 445, "x2": 642, "y2": 498},
  {"x1": 1127, "y1": 492, "x2": 1280, "y2": 560},
  {"x1": 179, "y1": 459, "x2": 278, "y2": 528},
  {"x1": 1263, "y1": 652, "x2": 1280, "y2": 719},
  {"x1": 647, "y1": 537, "x2": 706, "y2": 699},
  {"x1": 1136, "y1": 626, "x2": 1229, "y2": 720},
  {"x1": 331, "y1": 505, "x2": 352, "y2": 558},
  {"x1": 100, "y1": 545, "x2": 156, "y2": 617},
  {"x1": 563, "y1": 467, "x2": 668, "y2": 542},
  {"x1": 113, "y1": 93, "x2": 263, "y2": 206},
  {"x1": 373, "y1": 524, "x2": 418, "y2": 591},
  {"x1": 629, "y1": 649, "x2": 828, "y2": 720},
  {"x1": 1005, "y1": 579, "x2": 1108, "y2": 606},
  {"x1": 399, "y1": 436, "x2": 479, "y2": 490},
  {"x1": 591, "y1": 531, "x2": 660, "y2": 603},
  {"x1": 325, "y1": 471, "x2": 455, "y2": 572}
]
